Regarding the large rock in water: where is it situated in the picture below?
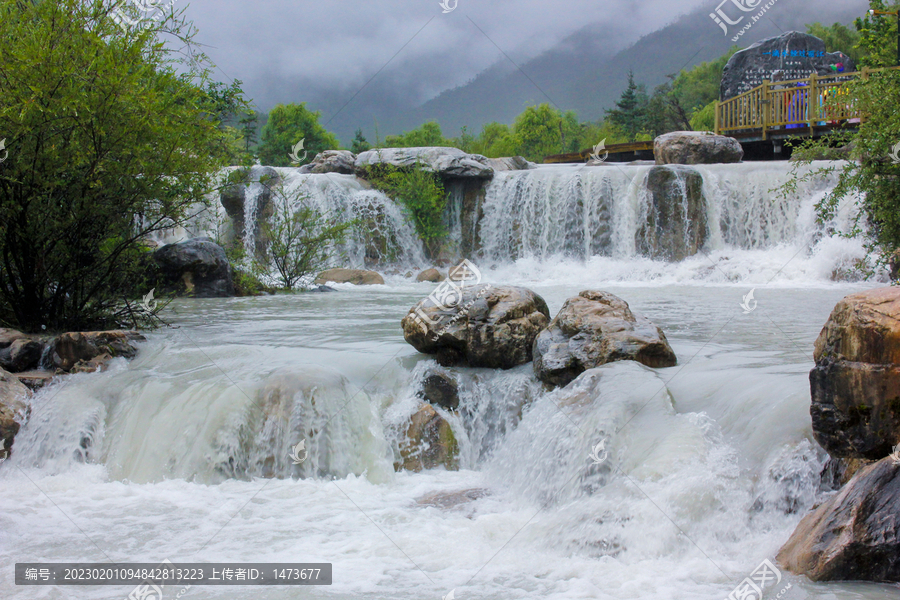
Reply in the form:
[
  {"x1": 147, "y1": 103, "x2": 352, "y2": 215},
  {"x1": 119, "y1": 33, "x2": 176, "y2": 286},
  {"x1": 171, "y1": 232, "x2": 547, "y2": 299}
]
[
  {"x1": 810, "y1": 287, "x2": 900, "y2": 460},
  {"x1": 49, "y1": 331, "x2": 145, "y2": 372},
  {"x1": 720, "y1": 32, "x2": 856, "y2": 101},
  {"x1": 533, "y1": 291, "x2": 677, "y2": 387},
  {"x1": 653, "y1": 131, "x2": 743, "y2": 165},
  {"x1": 637, "y1": 165, "x2": 708, "y2": 261},
  {"x1": 777, "y1": 456, "x2": 900, "y2": 582},
  {"x1": 0, "y1": 338, "x2": 43, "y2": 373},
  {"x1": 355, "y1": 147, "x2": 494, "y2": 179},
  {"x1": 314, "y1": 268, "x2": 384, "y2": 285},
  {"x1": 153, "y1": 238, "x2": 235, "y2": 297},
  {"x1": 401, "y1": 284, "x2": 550, "y2": 369},
  {"x1": 0, "y1": 366, "x2": 31, "y2": 460},
  {"x1": 397, "y1": 403, "x2": 459, "y2": 472}
]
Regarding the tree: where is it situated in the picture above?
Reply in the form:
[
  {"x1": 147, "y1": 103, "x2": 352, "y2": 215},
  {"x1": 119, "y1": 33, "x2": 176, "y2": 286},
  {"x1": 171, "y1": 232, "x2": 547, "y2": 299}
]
[
  {"x1": 0, "y1": 0, "x2": 242, "y2": 332},
  {"x1": 513, "y1": 104, "x2": 564, "y2": 162},
  {"x1": 239, "y1": 110, "x2": 260, "y2": 154},
  {"x1": 855, "y1": 1, "x2": 900, "y2": 67},
  {"x1": 351, "y1": 128, "x2": 371, "y2": 153},
  {"x1": 257, "y1": 103, "x2": 339, "y2": 167},
  {"x1": 383, "y1": 121, "x2": 451, "y2": 148},
  {"x1": 807, "y1": 22, "x2": 864, "y2": 64},
  {"x1": 263, "y1": 187, "x2": 353, "y2": 290},
  {"x1": 606, "y1": 71, "x2": 650, "y2": 141}
]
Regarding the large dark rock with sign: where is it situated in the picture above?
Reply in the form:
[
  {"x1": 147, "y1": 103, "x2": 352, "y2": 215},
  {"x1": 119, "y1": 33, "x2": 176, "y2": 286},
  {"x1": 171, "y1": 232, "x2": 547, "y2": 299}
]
[
  {"x1": 720, "y1": 32, "x2": 855, "y2": 100},
  {"x1": 401, "y1": 275, "x2": 550, "y2": 369}
]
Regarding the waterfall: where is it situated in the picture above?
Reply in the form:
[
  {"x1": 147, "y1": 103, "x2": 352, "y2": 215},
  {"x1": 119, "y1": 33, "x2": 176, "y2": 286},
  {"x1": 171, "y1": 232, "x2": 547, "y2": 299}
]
[
  {"x1": 198, "y1": 166, "x2": 427, "y2": 269},
  {"x1": 471, "y1": 161, "x2": 856, "y2": 264}
]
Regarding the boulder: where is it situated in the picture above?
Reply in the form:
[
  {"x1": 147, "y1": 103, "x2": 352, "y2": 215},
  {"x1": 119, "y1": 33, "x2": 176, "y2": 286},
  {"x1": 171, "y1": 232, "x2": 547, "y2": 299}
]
[
  {"x1": 654, "y1": 131, "x2": 743, "y2": 165},
  {"x1": 777, "y1": 456, "x2": 900, "y2": 582},
  {"x1": 300, "y1": 150, "x2": 357, "y2": 175},
  {"x1": 416, "y1": 268, "x2": 444, "y2": 283},
  {"x1": 0, "y1": 338, "x2": 44, "y2": 373},
  {"x1": 809, "y1": 287, "x2": 900, "y2": 460},
  {"x1": 355, "y1": 147, "x2": 494, "y2": 179},
  {"x1": 49, "y1": 331, "x2": 145, "y2": 373},
  {"x1": 720, "y1": 32, "x2": 855, "y2": 101},
  {"x1": 418, "y1": 372, "x2": 459, "y2": 410},
  {"x1": 0, "y1": 366, "x2": 31, "y2": 461},
  {"x1": 397, "y1": 403, "x2": 458, "y2": 472},
  {"x1": 153, "y1": 238, "x2": 235, "y2": 297},
  {"x1": 401, "y1": 284, "x2": 550, "y2": 369},
  {"x1": 314, "y1": 268, "x2": 384, "y2": 286},
  {"x1": 637, "y1": 165, "x2": 708, "y2": 261},
  {"x1": 0, "y1": 329, "x2": 29, "y2": 349},
  {"x1": 308, "y1": 285, "x2": 337, "y2": 293},
  {"x1": 533, "y1": 291, "x2": 677, "y2": 388},
  {"x1": 483, "y1": 156, "x2": 535, "y2": 172}
]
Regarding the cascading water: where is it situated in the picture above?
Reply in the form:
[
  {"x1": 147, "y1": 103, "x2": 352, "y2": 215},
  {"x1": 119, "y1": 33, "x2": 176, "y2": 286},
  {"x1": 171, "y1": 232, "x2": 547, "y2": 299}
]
[{"x1": 3, "y1": 161, "x2": 895, "y2": 600}]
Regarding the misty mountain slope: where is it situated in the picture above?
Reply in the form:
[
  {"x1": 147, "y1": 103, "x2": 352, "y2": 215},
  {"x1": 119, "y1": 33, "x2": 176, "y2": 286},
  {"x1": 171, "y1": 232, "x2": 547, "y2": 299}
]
[{"x1": 410, "y1": 0, "x2": 868, "y2": 136}]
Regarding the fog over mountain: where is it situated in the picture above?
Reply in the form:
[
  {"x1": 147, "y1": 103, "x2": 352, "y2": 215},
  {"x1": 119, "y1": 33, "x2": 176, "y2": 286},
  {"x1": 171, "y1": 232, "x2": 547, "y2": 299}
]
[{"x1": 182, "y1": 0, "x2": 868, "y2": 144}]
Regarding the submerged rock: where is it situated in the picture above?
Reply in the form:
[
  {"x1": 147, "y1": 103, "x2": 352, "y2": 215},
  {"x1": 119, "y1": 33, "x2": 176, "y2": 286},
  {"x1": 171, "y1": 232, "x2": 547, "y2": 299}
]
[
  {"x1": 653, "y1": 131, "x2": 743, "y2": 165},
  {"x1": 314, "y1": 268, "x2": 384, "y2": 285},
  {"x1": 49, "y1": 331, "x2": 145, "y2": 373},
  {"x1": 416, "y1": 268, "x2": 444, "y2": 283},
  {"x1": 0, "y1": 366, "x2": 31, "y2": 461},
  {"x1": 778, "y1": 456, "x2": 900, "y2": 582},
  {"x1": 637, "y1": 165, "x2": 707, "y2": 261},
  {"x1": 418, "y1": 371, "x2": 459, "y2": 410},
  {"x1": 401, "y1": 284, "x2": 550, "y2": 369},
  {"x1": 533, "y1": 291, "x2": 677, "y2": 388},
  {"x1": 810, "y1": 287, "x2": 900, "y2": 460},
  {"x1": 397, "y1": 403, "x2": 458, "y2": 472},
  {"x1": 153, "y1": 238, "x2": 235, "y2": 298}
]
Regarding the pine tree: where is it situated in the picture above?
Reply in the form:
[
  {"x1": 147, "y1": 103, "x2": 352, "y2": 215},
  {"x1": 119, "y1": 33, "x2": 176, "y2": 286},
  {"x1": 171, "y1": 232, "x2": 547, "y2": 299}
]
[
  {"x1": 351, "y1": 128, "x2": 371, "y2": 153},
  {"x1": 606, "y1": 71, "x2": 650, "y2": 141}
]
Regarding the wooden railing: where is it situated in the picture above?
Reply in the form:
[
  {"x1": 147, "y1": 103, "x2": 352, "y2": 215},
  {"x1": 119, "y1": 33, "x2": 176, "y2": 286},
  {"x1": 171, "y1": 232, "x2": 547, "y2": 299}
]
[{"x1": 715, "y1": 66, "x2": 900, "y2": 139}]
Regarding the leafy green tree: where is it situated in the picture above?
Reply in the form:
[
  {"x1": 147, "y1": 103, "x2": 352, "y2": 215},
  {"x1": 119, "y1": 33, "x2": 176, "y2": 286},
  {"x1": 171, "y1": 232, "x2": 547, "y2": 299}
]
[
  {"x1": 263, "y1": 186, "x2": 353, "y2": 290},
  {"x1": 513, "y1": 104, "x2": 564, "y2": 162},
  {"x1": 239, "y1": 110, "x2": 260, "y2": 154},
  {"x1": 606, "y1": 71, "x2": 650, "y2": 141},
  {"x1": 807, "y1": 22, "x2": 864, "y2": 64},
  {"x1": 383, "y1": 121, "x2": 451, "y2": 148},
  {"x1": 364, "y1": 164, "x2": 447, "y2": 257},
  {"x1": 474, "y1": 122, "x2": 519, "y2": 157},
  {"x1": 351, "y1": 128, "x2": 371, "y2": 153},
  {"x1": 257, "y1": 103, "x2": 339, "y2": 167},
  {"x1": 854, "y1": 1, "x2": 900, "y2": 67},
  {"x1": 0, "y1": 0, "x2": 242, "y2": 332}
]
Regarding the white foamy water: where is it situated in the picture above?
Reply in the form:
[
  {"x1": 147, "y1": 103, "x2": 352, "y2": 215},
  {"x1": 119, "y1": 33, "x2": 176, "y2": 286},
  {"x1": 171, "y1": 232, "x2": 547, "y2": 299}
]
[{"x1": 2, "y1": 161, "x2": 897, "y2": 599}]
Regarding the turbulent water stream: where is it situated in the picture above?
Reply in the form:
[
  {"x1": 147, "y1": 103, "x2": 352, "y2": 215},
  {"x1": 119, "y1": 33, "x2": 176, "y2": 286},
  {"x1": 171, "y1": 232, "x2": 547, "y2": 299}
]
[{"x1": 2, "y1": 161, "x2": 897, "y2": 600}]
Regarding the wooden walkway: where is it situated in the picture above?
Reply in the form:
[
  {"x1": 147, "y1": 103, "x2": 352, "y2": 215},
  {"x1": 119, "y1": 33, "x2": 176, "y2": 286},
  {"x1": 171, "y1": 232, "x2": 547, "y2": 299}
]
[
  {"x1": 544, "y1": 66, "x2": 900, "y2": 163},
  {"x1": 715, "y1": 66, "x2": 900, "y2": 141}
]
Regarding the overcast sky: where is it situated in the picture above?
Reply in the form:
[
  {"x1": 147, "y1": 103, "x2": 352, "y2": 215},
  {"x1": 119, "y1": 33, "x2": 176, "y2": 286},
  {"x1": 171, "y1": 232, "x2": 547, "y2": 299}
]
[{"x1": 179, "y1": 0, "x2": 736, "y2": 110}]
